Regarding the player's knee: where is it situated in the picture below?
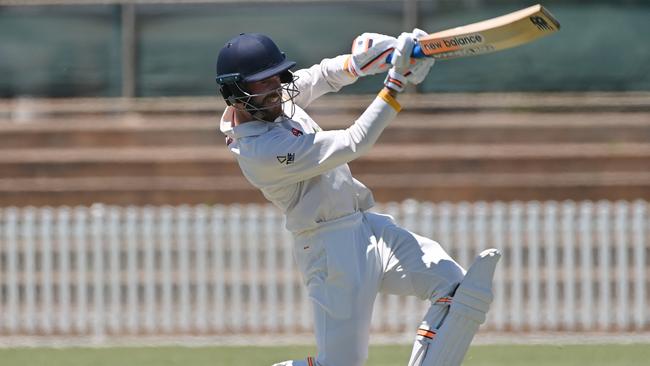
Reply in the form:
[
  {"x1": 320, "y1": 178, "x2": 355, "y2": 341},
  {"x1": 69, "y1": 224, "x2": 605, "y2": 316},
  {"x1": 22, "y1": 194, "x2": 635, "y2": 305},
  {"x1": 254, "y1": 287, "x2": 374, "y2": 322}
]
[
  {"x1": 448, "y1": 261, "x2": 465, "y2": 285},
  {"x1": 424, "y1": 260, "x2": 464, "y2": 302},
  {"x1": 449, "y1": 249, "x2": 502, "y2": 323}
]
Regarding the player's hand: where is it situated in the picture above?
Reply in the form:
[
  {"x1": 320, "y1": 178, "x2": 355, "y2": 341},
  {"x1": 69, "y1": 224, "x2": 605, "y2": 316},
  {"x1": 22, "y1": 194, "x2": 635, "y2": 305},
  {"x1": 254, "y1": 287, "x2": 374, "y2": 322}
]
[
  {"x1": 347, "y1": 33, "x2": 397, "y2": 77},
  {"x1": 384, "y1": 32, "x2": 415, "y2": 93},
  {"x1": 404, "y1": 28, "x2": 436, "y2": 84}
]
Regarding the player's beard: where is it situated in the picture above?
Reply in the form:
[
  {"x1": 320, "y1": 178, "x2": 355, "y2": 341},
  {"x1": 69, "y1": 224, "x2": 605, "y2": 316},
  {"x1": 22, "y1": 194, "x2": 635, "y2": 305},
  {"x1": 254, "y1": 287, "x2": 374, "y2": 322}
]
[{"x1": 259, "y1": 92, "x2": 284, "y2": 121}]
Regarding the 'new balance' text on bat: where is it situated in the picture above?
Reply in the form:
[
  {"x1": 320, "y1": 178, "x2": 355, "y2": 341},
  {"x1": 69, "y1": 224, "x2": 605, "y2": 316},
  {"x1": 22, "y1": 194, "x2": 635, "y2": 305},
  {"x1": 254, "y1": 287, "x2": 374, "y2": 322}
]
[{"x1": 388, "y1": 4, "x2": 560, "y2": 61}]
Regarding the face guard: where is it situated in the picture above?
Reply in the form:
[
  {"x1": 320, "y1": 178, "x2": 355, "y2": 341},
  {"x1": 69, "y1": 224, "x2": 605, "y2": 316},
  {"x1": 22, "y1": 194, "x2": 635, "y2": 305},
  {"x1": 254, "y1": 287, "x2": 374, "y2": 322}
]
[{"x1": 219, "y1": 71, "x2": 301, "y2": 123}]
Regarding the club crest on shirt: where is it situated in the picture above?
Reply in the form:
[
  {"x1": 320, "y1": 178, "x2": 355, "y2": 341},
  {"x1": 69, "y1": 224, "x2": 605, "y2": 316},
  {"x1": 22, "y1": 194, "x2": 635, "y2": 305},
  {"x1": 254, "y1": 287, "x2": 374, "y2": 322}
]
[
  {"x1": 291, "y1": 128, "x2": 303, "y2": 137},
  {"x1": 277, "y1": 153, "x2": 295, "y2": 165}
]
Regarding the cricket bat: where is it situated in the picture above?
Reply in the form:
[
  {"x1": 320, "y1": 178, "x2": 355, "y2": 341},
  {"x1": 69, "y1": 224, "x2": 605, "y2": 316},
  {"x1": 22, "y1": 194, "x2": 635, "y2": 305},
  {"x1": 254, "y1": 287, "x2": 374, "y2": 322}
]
[{"x1": 388, "y1": 4, "x2": 560, "y2": 61}]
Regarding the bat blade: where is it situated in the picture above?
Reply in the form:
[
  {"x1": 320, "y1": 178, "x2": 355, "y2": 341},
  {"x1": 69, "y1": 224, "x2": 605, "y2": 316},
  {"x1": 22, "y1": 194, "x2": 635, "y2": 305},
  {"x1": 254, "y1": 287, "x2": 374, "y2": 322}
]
[
  {"x1": 386, "y1": 4, "x2": 560, "y2": 62},
  {"x1": 418, "y1": 4, "x2": 560, "y2": 60}
]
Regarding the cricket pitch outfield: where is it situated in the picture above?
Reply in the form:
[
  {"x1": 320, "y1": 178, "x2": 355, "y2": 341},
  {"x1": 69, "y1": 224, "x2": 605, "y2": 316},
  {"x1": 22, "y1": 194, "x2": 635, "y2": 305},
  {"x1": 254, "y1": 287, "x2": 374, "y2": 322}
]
[{"x1": 1, "y1": 344, "x2": 649, "y2": 366}]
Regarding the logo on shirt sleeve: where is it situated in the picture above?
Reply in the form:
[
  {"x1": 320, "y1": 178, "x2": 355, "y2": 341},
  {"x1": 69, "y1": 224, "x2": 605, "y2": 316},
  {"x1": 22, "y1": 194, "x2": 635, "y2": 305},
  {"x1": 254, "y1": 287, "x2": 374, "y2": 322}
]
[
  {"x1": 277, "y1": 153, "x2": 295, "y2": 165},
  {"x1": 291, "y1": 128, "x2": 303, "y2": 137}
]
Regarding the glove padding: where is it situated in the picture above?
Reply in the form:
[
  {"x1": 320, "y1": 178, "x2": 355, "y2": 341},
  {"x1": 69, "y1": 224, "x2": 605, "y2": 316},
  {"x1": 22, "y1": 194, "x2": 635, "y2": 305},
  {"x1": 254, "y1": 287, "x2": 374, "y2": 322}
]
[
  {"x1": 348, "y1": 33, "x2": 397, "y2": 77},
  {"x1": 384, "y1": 32, "x2": 415, "y2": 92},
  {"x1": 404, "y1": 28, "x2": 435, "y2": 84}
]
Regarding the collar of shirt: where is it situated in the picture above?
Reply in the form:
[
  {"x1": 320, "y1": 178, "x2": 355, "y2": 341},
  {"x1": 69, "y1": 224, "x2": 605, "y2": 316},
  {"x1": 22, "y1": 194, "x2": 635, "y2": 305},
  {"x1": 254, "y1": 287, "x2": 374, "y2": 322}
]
[{"x1": 220, "y1": 107, "x2": 286, "y2": 140}]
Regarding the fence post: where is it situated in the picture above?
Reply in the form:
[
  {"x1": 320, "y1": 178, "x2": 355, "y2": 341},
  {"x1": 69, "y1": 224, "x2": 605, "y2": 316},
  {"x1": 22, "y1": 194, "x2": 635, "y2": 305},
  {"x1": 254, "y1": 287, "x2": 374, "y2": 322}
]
[
  {"x1": 491, "y1": 202, "x2": 506, "y2": 331},
  {"x1": 561, "y1": 201, "x2": 576, "y2": 330},
  {"x1": 108, "y1": 206, "x2": 122, "y2": 334},
  {"x1": 614, "y1": 201, "x2": 629, "y2": 329},
  {"x1": 125, "y1": 207, "x2": 139, "y2": 334},
  {"x1": 527, "y1": 202, "x2": 541, "y2": 331},
  {"x1": 160, "y1": 206, "x2": 174, "y2": 333},
  {"x1": 544, "y1": 202, "x2": 558, "y2": 330},
  {"x1": 229, "y1": 205, "x2": 243, "y2": 332},
  {"x1": 194, "y1": 205, "x2": 209, "y2": 333},
  {"x1": 57, "y1": 207, "x2": 72, "y2": 334},
  {"x1": 632, "y1": 200, "x2": 647, "y2": 330},
  {"x1": 4, "y1": 208, "x2": 19, "y2": 333},
  {"x1": 509, "y1": 202, "x2": 524, "y2": 331},
  {"x1": 40, "y1": 208, "x2": 54, "y2": 335},
  {"x1": 579, "y1": 202, "x2": 594, "y2": 330},
  {"x1": 22, "y1": 207, "x2": 36, "y2": 334},
  {"x1": 211, "y1": 205, "x2": 226, "y2": 333},
  {"x1": 91, "y1": 205, "x2": 106, "y2": 340},
  {"x1": 473, "y1": 202, "x2": 490, "y2": 325},
  {"x1": 596, "y1": 201, "x2": 611, "y2": 330},
  {"x1": 473, "y1": 202, "x2": 487, "y2": 253},
  {"x1": 143, "y1": 206, "x2": 157, "y2": 333},
  {"x1": 73, "y1": 206, "x2": 88, "y2": 334},
  {"x1": 456, "y1": 202, "x2": 470, "y2": 270},
  {"x1": 177, "y1": 206, "x2": 191, "y2": 332}
]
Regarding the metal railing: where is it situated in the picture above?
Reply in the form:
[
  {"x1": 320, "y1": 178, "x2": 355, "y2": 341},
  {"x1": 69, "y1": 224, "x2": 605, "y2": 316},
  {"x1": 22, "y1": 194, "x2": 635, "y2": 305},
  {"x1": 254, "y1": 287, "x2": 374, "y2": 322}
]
[{"x1": 0, "y1": 200, "x2": 648, "y2": 339}]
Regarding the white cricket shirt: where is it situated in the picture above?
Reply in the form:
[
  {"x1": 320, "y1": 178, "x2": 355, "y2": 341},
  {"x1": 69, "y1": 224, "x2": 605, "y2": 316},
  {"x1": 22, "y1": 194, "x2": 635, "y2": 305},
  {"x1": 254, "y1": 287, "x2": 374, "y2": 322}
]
[{"x1": 220, "y1": 55, "x2": 401, "y2": 233}]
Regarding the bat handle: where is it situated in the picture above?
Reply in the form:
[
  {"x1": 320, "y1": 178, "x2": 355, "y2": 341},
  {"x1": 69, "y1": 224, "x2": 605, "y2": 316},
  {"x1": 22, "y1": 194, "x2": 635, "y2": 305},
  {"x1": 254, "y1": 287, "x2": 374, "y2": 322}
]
[{"x1": 385, "y1": 44, "x2": 425, "y2": 64}]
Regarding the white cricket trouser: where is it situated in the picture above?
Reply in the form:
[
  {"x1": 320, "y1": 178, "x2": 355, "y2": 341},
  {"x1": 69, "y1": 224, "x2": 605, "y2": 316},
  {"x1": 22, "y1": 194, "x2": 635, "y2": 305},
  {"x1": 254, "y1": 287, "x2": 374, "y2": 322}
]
[{"x1": 292, "y1": 211, "x2": 465, "y2": 366}]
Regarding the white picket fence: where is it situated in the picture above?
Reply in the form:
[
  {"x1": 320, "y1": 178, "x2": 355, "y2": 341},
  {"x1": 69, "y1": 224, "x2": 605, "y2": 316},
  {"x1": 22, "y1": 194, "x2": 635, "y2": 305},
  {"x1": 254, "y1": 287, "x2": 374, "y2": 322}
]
[{"x1": 0, "y1": 200, "x2": 648, "y2": 338}]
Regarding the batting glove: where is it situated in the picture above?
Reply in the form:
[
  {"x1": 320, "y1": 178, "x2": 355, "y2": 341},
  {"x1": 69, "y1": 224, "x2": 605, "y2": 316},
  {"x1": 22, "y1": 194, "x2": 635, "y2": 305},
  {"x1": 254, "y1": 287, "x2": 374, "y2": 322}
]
[
  {"x1": 384, "y1": 32, "x2": 415, "y2": 93},
  {"x1": 404, "y1": 28, "x2": 436, "y2": 85},
  {"x1": 347, "y1": 33, "x2": 397, "y2": 77}
]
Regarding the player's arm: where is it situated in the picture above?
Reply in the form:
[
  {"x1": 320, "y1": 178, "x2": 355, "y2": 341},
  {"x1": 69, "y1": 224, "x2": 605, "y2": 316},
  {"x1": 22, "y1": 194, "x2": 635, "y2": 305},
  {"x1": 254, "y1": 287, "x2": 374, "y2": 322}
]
[{"x1": 291, "y1": 33, "x2": 397, "y2": 109}]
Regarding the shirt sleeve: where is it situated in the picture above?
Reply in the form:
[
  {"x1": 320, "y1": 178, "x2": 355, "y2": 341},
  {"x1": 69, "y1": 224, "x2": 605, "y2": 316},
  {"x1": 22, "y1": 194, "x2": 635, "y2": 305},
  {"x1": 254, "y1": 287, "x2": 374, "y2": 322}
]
[
  {"x1": 237, "y1": 90, "x2": 401, "y2": 188},
  {"x1": 291, "y1": 55, "x2": 358, "y2": 109}
]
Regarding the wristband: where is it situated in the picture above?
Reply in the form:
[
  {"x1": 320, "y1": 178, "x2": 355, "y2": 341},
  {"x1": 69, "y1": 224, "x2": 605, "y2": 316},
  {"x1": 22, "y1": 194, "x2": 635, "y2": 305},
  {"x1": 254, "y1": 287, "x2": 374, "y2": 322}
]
[
  {"x1": 384, "y1": 69, "x2": 407, "y2": 93},
  {"x1": 378, "y1": 88, "x2": 402, "y2": 112}
]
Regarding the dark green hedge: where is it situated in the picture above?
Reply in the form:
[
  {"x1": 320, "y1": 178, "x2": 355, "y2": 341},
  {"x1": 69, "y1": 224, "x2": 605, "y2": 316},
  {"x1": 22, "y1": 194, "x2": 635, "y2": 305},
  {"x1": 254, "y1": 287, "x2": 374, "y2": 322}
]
[{"x1": 0, "y1": 1, "x2": 648, "y2": 97}]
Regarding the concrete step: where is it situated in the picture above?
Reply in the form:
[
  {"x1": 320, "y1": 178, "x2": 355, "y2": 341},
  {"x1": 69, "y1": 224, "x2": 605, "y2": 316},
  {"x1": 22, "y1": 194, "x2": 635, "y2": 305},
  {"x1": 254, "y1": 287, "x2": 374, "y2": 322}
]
[
  {"x1": 0, "y1": 147, "x2": 236, "y2": 178},
  {"x1": 1, "y1": 171, "x2": 649, "y2": 206},
  {"x1": 2, "y1": 93, "x2": 649, "y2": 120},
  {"x1": 1, "y1": 144, "x2": 649, "y2": 178},
  {"x1": 1, "y1": 112, "x2": 650, "y2": 148},
  {"x1": 0, "y1": 176, "x2": 265, "y2": 206},
  {"x1": 361, "y1": 171, "x2": 650, "y2": 203},
  {"x1": 0, "y1": 124, "x2": 224, "y2": 148},
  {"x1": 350, "y1": 143, "x2": 650, "y2": 174},
  {"x1": 375, "y1": 112, "x2": 650, "y2": 145}
]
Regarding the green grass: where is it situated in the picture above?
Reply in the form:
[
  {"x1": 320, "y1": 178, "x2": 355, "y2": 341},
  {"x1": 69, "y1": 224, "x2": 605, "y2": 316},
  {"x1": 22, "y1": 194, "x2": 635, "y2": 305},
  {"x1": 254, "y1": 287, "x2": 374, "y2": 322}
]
[{"x1": 1, "y1": 344, "x2": 649, "y2": 366}]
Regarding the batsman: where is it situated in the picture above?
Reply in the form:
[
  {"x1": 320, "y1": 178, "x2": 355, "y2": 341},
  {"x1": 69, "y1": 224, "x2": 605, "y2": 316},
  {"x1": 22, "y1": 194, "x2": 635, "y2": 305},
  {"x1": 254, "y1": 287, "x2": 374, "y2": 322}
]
[{"x1": 215, "y1": 30, "x2": 501, "y2": 366}]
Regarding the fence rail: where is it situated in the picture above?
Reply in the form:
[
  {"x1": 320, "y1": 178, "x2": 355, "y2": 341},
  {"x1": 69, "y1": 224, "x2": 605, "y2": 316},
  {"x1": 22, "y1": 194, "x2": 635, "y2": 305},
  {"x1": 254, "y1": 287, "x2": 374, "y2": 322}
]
[{"x1": 0, "y1": 201, "x2": 648, "y2": 338}]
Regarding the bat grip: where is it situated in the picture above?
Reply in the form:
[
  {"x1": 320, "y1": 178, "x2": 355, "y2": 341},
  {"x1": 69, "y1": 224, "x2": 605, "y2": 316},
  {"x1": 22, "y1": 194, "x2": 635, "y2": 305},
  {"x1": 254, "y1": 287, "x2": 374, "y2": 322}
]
[{"x1": 385, "y1": 44, "x2": 425, "y2": 64}]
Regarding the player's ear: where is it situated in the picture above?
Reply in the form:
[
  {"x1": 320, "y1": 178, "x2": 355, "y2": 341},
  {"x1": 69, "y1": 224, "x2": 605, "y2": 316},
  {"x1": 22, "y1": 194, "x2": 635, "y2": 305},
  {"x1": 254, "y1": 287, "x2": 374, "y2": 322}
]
[{"x1": 219, "y1": 84, "x2": 235, "y2": 106}]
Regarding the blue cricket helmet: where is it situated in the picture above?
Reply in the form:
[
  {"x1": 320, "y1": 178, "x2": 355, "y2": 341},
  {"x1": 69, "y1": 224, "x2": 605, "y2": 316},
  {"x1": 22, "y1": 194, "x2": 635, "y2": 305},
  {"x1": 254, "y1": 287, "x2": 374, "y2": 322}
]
[{"x1": 216, "y1": 33, "x2": 296, "y2": 87}]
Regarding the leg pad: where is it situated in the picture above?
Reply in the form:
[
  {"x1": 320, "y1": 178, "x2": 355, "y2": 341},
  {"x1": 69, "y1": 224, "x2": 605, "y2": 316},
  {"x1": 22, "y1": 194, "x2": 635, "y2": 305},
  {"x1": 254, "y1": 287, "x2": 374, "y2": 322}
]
[{"x1": 408, "y1": 249, "x2": 501, "y2": 366}]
